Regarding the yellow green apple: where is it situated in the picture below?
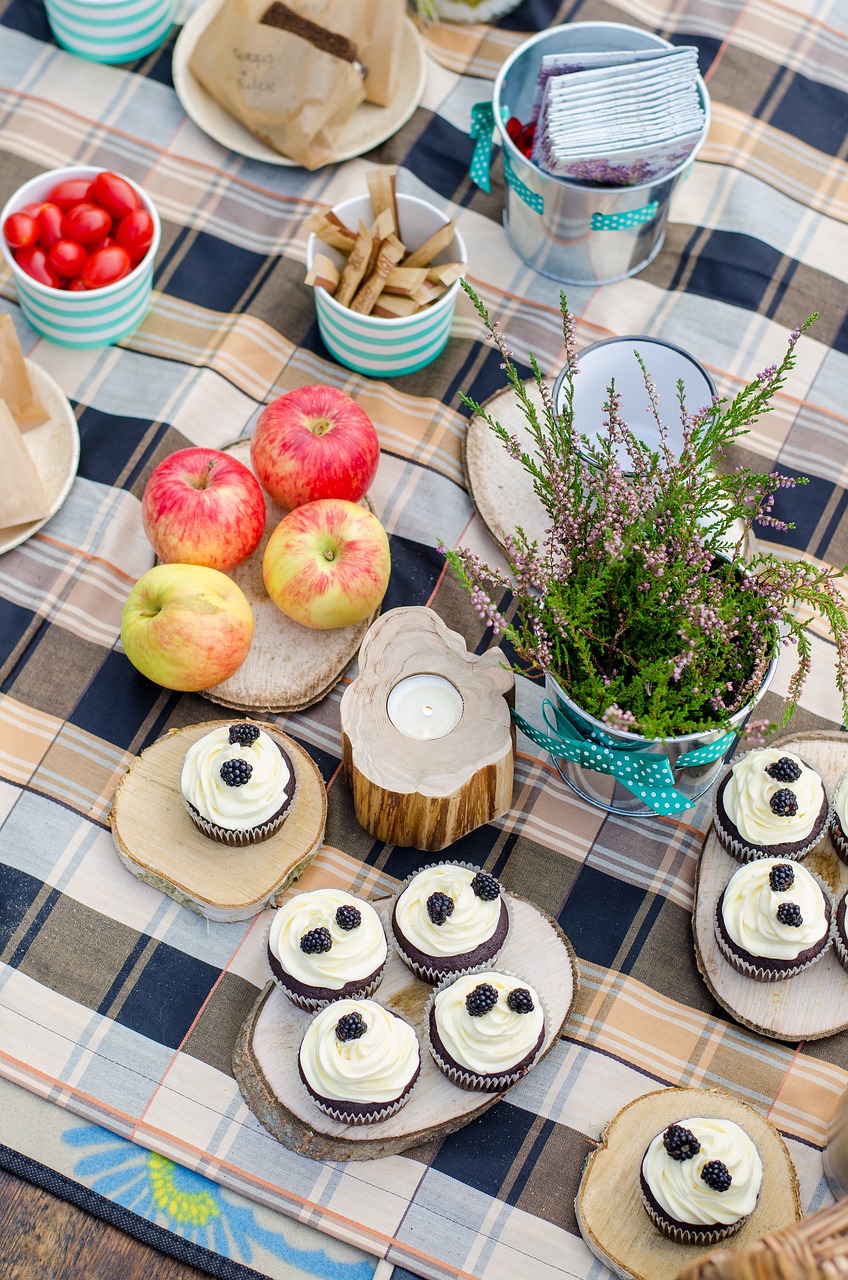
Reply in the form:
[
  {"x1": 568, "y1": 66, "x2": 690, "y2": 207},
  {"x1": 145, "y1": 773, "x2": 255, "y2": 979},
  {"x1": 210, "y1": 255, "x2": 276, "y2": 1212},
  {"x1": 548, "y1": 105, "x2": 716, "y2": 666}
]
[
  {"x1": 121, "y1": 563, "x2": 254, "y2": 690},
  {"x1": 262, "y1": 499, "x2": 390, "y2": 629}
]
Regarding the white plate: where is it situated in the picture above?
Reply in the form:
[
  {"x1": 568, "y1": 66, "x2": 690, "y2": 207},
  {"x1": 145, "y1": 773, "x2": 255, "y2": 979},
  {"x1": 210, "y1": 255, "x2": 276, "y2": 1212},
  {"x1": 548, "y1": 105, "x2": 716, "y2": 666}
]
[
  {"x1": 0, "y1": 360, "x2": 80, "y2": 556},
  {"x1": 172, "y1": 2, "x2": 427, "y2": 167}
]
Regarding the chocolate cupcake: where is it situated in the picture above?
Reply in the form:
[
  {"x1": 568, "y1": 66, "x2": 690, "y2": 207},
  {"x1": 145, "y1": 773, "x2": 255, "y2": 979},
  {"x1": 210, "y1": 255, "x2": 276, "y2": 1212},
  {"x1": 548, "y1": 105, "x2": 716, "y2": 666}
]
[
  {"x1": 712, "y1": 748, "x2": 829, "y2": 862},
  {"x1": 390, "y1": 862, "x2": 510, "y2": 984},
  {"x1": 427, "y1": 969, "x2": 545, "y2": 1093},
  {"x1": 715, "y1": 857, "x2": 832, "y2": 981},
  {"x1": 297, "y1": 999, "x2": 420, "y2": 1124},
  {"x1": 640, "y1": 1117, "x2": 763, "y2": 1244},
  {"x1": 834, "y1": 889, "x2": 848, "y2": 973},
  {"x1": 267, "y1": 887, "x2": 388, "y2": 1011},
  {"x1": 180, "y1": 722, "x2": 296, "y2": 847},
  {"x1": 830, "y1": 778, "x2": 848, "y2": 865}
]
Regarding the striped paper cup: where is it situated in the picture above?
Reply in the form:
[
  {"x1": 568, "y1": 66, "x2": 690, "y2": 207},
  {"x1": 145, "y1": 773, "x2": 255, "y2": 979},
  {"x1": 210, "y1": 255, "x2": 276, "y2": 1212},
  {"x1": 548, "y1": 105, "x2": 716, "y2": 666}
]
[
  {"x1": 44, "y1": 0, "x2": 176, "y2": 62},
  {"x1": 305, "y1": 194, "x2": 467, "y2": 378},
  {"x1": 1, "y1": 166, "x2": 161, "y2": 348}
]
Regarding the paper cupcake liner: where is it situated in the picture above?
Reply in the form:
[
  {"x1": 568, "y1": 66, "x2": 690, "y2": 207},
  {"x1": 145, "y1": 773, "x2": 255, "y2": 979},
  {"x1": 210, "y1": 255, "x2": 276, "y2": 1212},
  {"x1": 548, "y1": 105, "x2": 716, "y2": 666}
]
[
  {"x1": 714, "y1": 867, "x2": 835, "y2": 983},
  {"x1": 388, "y1": 860, "x2": 513, "y2": 985},
  {"x1": 423, "y1": 967, "x2": 549, "y2": 1093},
  {"x1": 306, "y1": 1078, "x2": 417, "y2": 1126},
  {"x1": 711, "y1": 752, "x2": 831, "y2": 863},
  {"x1": 271, "y1": 961, "x2": 387, "y2": 1013},
  {"x1": 639, "y1": 1187, "x2": 747, "y2": 1244},
  {"x1": 833, "y1": 890, "x2": 848, "y2": 974},
  {"x1": 182, "y1": 795, "x2": 289, "y2": 847},
  {"x1": 830, "y1": 811, "x2": 848, "y2": 865}
]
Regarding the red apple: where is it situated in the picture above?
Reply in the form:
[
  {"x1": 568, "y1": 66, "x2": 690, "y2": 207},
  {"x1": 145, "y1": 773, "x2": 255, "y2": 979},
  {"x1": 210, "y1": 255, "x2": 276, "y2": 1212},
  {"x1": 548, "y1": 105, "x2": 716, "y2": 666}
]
[
  {"x1": 250, "y1": 385, "x2": 380, "y2": 510},
  {"x1": 263, "y1": 499, "x2": 390, "y2": 629},
  {"x1": 121, "y1": 563, "x2": 254, "y2": 690},
  {"x1": 141, "y1": 447, "x2": 266, "y2": 572}
]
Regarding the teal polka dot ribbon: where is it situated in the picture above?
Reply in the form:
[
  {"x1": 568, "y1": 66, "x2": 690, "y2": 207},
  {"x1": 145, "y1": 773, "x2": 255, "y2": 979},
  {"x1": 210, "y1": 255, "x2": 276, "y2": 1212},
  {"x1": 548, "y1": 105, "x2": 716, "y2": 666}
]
[
  {"x1": 470, "y1": 101, "x2": 496, "y2": 193},
  {"x1": 512, "y1": 702, "x2": 736, "y2": 816}
]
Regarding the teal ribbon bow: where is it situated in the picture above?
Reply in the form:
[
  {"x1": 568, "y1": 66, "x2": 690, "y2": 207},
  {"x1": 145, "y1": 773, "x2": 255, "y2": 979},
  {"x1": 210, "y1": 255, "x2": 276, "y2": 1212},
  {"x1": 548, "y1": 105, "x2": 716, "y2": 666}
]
[
  {"x1": 470, "y1": 101, "x2": 496, "y2": 193},
  {"x1": 512, "y1": 701, "x2": 736, "y2": 817}
]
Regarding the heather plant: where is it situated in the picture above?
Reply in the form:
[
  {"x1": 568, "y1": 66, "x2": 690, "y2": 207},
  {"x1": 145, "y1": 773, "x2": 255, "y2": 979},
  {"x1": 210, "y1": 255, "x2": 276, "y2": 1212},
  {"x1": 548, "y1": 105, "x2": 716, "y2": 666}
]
[{"x1": 445, "y1": 283, "x2": 848, "y2": 740}]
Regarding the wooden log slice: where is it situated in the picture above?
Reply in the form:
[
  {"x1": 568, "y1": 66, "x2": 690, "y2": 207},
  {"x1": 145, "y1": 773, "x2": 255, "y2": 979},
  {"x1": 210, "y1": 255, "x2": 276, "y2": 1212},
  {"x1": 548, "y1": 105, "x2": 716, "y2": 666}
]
[
  {"x1": 200, "y1": 440, "x2": 379, "y2": 714},
  {"x1": 462, "y1": 379, "x2": 551, "y2": 554},
  {"x1": 693, "y1": 731, "x2": 848, "y2": 1042},
  {"x1": 110, "y1": 721, "x2": 326, "y2": 921},
  {"x1": 233, "y1": 894, "x2": 578, "y2": 1160},
  {"x1": 576, "y1": 1086, "x2": 801, "y2": 1280}
]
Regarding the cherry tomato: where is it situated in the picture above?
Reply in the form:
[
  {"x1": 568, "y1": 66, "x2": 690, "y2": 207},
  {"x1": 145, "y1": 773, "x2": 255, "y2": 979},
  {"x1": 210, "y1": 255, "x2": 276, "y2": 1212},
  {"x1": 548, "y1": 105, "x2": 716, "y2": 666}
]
[
  {"x1": 68, "y1": 279, "x2": 88, "y2": 291},
  {"x1": 63, "y1": 202, "x2": 112, "y2": 246},
  {"x1": 3, "y1": 211, "x2": 38, "y2": 250},
  {"x1": 47, "y1": 178, "x2": 92, "y2": 211},
  {"x1": 91, "y1": 171, "x2": 140, "y2": 220},
  {"x1": 15, "y1": 245, "x2": 62, "y2": 288},
  {"x1": 81, "y1": 244, "x2": 131, "y2": 290},
  {"x1": 115, "y1": 209, "x2": 154, "y2": 262},
  {"x1": 19, "y1": 201, "x2": 44, "y2": 218},
  {"x1": 36, "y1": 202, "x2": 65, "y2": 250},
  {"x1": 48, "y1": 238, "x2": 88, "y2": 279}
]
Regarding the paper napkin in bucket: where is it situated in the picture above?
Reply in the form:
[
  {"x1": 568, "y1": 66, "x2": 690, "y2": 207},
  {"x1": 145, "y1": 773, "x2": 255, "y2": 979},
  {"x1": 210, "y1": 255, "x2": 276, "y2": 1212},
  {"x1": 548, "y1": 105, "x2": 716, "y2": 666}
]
[
  {"x1": 0, "y1": 315, "x2": 48, "y2": 431},
  {"x1": 188, "y1": 0, "x2": 367, "y2": 169}
]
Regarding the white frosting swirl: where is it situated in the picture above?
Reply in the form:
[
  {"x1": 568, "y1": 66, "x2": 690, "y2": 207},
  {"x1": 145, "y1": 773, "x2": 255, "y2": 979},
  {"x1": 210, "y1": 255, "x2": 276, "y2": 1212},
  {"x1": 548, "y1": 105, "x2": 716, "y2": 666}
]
[
  {"x1": 432, "y1": 971, "x2": 544, "y2": 1075},
  {"x1": 723, "y1": 749, "x2": 825, "y2": 846},
  {"x1": 836, "y1": 777, "x2": 848, "y2": 834},
  {"x1": 181, "y1": 726, "x2": 292, "y2": 831},
  {"x1": 394, "y1": 865, "x2": 503, "y2": 958},
  {"x1": 720, "y1": 857, "x2": 828, "y2": 959},
  {"x1": 299, "y1": 999, "x2": 420, "y2": 1103},
  {"x1": 642, "y1": 1118, "x2": 762, "y2": 1227},
  {"x1": 269, "y1": 889, "x2": 387, "y2": 988}
]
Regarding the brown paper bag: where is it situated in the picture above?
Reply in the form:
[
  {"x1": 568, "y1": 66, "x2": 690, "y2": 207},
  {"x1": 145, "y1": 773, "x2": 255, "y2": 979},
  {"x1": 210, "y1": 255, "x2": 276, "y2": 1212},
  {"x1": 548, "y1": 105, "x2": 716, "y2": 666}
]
[
  {"x1": 189, "y1": 0, "x2": 367, "y2": 169},
  {"x1": 0, "y1": 315, "x2": 49, "y2": 431},
  {"x1": 0, "y1": 400, "x2": 52, "y2": 529},
  {"x1": 284, "y1": 0, "x2": 406, "y2": 106}
]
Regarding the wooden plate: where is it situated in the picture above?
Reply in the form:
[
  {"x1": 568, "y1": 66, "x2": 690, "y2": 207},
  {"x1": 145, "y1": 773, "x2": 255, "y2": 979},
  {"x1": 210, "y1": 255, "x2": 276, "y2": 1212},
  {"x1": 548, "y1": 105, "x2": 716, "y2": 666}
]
[
  {"x1": 463, "y1": 378, "x2": 550, "y2": 555},
  {"x1": 111, "y1": 721, "x2": 327, "y2": 921},
  {"x1": 576, "y1": 1086, "x2": 800, "y2": 1280},
  {"x1": 172, "y1": 3, "x2": 427, "y2": 167},
  {"x1": 0, "y1": 360, "x2": 80, "y2": 555},
  {"x1": 693, "y1": 731, "x2": 848, "y2": 1042},
  {"x1": 200, "y1": 439, "x2": 379, "y2": 714},
  {"x1": 233, "y1": 894, "x2": 578, "y2": 1160}
]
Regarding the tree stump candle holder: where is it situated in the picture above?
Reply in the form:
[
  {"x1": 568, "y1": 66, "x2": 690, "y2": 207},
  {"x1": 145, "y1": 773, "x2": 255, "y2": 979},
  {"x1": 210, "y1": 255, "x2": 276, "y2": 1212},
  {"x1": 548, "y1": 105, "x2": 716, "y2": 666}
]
[{"x1": 339, "y1": 607, "x2": 515, "y2": 851}]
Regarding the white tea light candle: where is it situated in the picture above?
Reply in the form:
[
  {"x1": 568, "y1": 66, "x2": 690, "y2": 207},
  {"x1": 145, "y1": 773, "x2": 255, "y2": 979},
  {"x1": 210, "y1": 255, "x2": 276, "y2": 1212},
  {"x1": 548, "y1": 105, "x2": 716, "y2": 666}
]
[{"x1": 387, "y1": 675, "x2": 463, "y2": 741}]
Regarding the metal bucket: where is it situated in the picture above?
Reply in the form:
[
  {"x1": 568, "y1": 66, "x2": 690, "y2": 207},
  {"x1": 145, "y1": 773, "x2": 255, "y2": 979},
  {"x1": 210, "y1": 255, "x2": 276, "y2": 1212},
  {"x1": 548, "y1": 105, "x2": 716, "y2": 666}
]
[
  {"x1": 492, "y1": 23, "x2": 711, "y2": 285},
  {"x1": 545, "y1": 655, "x2": 778, "y2": 816}
]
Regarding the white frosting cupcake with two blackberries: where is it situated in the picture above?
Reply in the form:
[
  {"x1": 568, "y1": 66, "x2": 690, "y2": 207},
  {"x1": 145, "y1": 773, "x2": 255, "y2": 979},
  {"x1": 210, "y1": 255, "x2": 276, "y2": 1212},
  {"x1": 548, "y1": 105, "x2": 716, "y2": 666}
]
[
  {"x1": 268, "y1": 888, "x2": 388, "y2": 1010},
  {"x1": 298, "y1": 998, "x2": 420, "y2": 1124},
  {"x1": 390, "y1": 863, "x2": 510, "y2": 984},
  {"x1": 640, "y1": 1118, "x2": 763, "y2": 1243},
  {"x1": 427, "y1": 969, "x2": 545, "y2": 1092},
  {"x1": 712, "y1": 748, "x2": 829, "y2": 862},
  {"x1": 715, "y1": 857, "x2": 832, "y2": 981},
  {"x1": 180, "y1": 722, "x2": 296, "y2": 846}
]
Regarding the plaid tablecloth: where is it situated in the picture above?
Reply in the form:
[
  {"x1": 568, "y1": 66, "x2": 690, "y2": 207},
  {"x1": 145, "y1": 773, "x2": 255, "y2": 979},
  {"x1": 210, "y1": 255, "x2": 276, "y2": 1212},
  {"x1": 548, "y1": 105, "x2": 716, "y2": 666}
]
[{"x1": 1, "y1": 0, "x2": 847, "y2": 1278}]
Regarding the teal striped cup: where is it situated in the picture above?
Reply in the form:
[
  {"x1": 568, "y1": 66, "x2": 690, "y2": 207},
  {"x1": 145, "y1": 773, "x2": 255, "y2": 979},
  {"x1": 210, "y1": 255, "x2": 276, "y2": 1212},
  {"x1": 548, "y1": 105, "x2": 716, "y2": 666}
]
[
  {"x1": 305, "y1": 194, "x2": 467, "y2": 379},
  {"x1": 1, "y1": 165, "x2": 161, "y2": 348},
  {"x1": 44, "y1": 0, "x2": 176, "y2": 62}
]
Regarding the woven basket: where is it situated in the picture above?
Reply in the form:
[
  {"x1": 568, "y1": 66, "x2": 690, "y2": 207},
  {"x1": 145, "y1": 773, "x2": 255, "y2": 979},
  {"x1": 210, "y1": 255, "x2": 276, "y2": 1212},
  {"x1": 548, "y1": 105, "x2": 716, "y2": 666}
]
[{"x1": 675, "y1": 1200, "x2": 848, "y2": 1279}]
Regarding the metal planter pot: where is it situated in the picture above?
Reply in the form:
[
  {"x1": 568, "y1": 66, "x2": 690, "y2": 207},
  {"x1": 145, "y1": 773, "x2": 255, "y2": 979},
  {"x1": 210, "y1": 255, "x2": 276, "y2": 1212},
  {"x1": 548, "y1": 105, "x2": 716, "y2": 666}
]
[{"x1": 545, "y1": 655, "x2": 778, "y2": 817}]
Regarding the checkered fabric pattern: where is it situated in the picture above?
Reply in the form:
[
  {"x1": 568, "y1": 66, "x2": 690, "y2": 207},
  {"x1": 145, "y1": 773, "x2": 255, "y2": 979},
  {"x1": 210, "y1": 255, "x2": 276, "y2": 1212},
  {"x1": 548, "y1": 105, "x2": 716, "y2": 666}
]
[{"x1": 1, "y1": 0, "x2": 848, "y2": 1277}]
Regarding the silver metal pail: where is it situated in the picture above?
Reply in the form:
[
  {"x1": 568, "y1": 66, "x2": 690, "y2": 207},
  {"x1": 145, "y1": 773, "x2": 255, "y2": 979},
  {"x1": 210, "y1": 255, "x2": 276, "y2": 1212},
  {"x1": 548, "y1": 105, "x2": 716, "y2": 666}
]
[
  {"x1": 545, "y1": 655, "x2": 778, "y2": 817},
  {"x1": 491, "y1": 23, "x2": 711, "y2": 285}
]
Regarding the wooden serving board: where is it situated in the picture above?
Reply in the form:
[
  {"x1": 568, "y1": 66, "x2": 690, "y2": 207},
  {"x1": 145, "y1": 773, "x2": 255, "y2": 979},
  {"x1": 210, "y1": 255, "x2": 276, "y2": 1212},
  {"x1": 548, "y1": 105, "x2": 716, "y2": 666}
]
[
  {"x1": 201, "y1": 440, "x2": 378, "y2": 714},
  {"x1": 576, "y1": 1086, "x2": 800, "y2": 1280},
  {"x1": 693, "y1": 731, "x2": 848, "y2": 1042},
  {"x1": 233, "y1": 894, "x2": 578, "y2": 1160},
  {"x1": 110, "y1": 721, "x2": 327, "y2": 921},
  {"x1": 463, "y1": 379, "x2": 551, "y2": 554}
]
